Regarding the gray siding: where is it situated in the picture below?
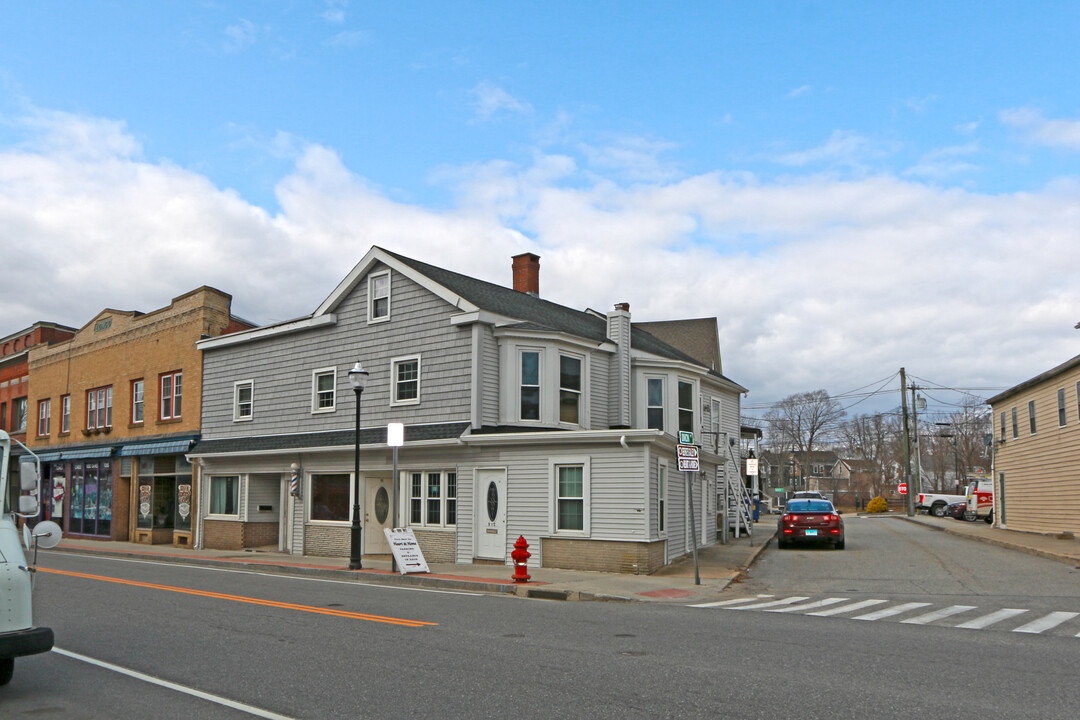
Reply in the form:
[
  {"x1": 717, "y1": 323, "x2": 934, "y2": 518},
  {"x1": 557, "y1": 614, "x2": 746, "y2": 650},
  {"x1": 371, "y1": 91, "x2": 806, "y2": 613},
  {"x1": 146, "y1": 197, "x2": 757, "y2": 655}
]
[
  {"x1": 479, "y1": 325, "x2": 500, "y2": 426},
  {"x1": 201, "y1": 264, "x2": 474, "y2": 439},
  {"x1": 589, "y1": 351, "x2": 611, "y2": 429}
]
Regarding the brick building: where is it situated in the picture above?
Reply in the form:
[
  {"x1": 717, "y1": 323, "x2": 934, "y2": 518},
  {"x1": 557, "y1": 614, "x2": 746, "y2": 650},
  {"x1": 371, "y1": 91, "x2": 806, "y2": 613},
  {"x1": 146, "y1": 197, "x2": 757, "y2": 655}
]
[
  {"x1": 26, "y1": 287, "x2": 252, "y2": 547},
  {"x1": 0, "y1": 323, "x2": 76, "y2": 443}
]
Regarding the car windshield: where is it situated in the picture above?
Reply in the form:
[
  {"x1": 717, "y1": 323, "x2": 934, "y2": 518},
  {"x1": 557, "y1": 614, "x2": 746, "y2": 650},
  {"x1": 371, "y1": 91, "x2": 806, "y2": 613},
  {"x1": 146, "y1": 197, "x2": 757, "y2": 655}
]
[{"x1": 786, "y1": 500, "x2": 833, "y2": 513}]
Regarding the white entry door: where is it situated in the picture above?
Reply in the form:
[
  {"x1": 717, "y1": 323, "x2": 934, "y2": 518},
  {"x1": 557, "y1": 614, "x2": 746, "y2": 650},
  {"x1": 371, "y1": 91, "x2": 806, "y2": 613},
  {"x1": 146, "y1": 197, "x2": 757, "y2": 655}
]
[
  {"x1": 364, "y1": 477, "x2": 392, "y2": 554},
  {"x1": 476, "y1": 468, "x2": 507, "y2": 560}
]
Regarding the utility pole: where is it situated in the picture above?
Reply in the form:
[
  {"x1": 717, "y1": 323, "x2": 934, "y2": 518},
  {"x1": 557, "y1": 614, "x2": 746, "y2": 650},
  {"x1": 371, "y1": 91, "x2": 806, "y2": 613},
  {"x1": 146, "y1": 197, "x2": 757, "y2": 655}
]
[
  {"x1": 911, "y1": 383, "x2": 924, "y2": 506},
  {"x1": 900, "y1": 368, "x2": 913, "y2": 516}
]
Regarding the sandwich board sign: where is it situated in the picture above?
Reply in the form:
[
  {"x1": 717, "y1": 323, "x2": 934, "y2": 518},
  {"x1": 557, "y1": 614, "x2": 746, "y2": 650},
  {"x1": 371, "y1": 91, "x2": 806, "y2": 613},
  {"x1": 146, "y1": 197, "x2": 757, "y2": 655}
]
[{"x1": 384, "y1": 528, "x2": 430, "y2": 574}]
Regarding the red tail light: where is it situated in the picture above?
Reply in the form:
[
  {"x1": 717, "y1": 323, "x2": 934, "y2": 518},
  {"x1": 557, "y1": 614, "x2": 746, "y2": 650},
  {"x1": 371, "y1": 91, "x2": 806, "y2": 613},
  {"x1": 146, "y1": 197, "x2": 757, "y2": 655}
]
[{"x1": 785, "y1": 515, "x2": 798, "y2": 522}]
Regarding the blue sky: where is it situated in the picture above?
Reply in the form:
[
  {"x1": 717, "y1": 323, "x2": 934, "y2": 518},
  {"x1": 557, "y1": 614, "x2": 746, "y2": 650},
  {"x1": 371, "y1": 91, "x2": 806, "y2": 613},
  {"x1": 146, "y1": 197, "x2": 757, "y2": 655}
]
[{"x1": 2, "y1": 2, "x2": 1080, "y2": 418}]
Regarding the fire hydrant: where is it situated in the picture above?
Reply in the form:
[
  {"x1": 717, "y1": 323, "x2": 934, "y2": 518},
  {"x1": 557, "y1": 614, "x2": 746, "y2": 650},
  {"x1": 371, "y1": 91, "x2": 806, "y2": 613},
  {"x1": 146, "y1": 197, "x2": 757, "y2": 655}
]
[{"x1": 511, "y1": 535, "x2": 531, "y2": 583}]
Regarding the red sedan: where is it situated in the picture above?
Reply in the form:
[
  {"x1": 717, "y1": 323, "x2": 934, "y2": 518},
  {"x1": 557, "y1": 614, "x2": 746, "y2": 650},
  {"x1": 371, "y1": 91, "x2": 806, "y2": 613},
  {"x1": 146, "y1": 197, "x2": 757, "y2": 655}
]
[{"x1": 777, "y1": 499, "x2": 845, "y2": 550}]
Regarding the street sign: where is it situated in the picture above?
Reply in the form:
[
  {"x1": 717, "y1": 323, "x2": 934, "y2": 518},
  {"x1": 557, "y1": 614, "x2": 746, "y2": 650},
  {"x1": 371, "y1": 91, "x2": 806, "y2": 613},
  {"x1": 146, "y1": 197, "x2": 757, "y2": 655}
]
[
  {"x1": 746, "y1": 458, "x2": 759, "y2": 476},
  {"x1": 677, "y1": 443, "x2": 700, "y2": 472},
  {"x1": 774, "y1": 488, "x2": 785, "y2": 493},
  {"x1": 898, "y1": 483, "x2": 908, "y2": 494},
  {"x1": 678, "y1": 431, "x2": 694, "y2": 445}
]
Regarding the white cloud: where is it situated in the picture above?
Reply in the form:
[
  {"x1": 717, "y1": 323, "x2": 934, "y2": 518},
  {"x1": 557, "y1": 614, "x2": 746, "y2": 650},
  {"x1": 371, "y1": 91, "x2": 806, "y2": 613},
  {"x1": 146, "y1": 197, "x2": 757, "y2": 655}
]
[
  {"x1": 1001, "y1": 107, "x2": 1080, "y2": 150},
  {"x1": 224, "y1": 19, "x2": 259, "y2": 53},
  {"x1": 470, "y1": 81, "x2": 532, "y2": 122},
  {"x1": 787, "y1": 85, "x2": 812, "y2": 98},
  {"x1": 774, "y1": 130, "x2": 892, "y2": 169},
  {"x1": 2, "y1": 108, "x2": 1078, "y2": 414},
  {"x1": 579, "y1": 135, "x2": 682, "y2": 183}
]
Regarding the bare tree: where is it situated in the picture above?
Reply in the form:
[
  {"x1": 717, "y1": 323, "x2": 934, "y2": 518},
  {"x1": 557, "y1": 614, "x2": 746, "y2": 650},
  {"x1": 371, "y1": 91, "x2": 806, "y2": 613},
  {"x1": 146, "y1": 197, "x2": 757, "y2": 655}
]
[
  {"x1": 764, "y1": 389, "x2": 846, "y2": 453},
  {"x1": 840, "y1": 412, "x2": 896, "y2": 498}
]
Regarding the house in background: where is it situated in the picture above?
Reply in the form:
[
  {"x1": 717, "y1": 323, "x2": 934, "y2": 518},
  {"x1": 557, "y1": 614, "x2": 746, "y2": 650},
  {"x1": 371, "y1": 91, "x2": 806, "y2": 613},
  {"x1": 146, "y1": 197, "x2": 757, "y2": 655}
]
[
  {"x1": 190, "y1": 247, "x2": 747, "y2": 574},
  {"x1": 26, "y1": 287, "x2": 252, "y2": 547},
  {"x1": 988, "y1": 352, "x2": 1080, "y2": 536}
]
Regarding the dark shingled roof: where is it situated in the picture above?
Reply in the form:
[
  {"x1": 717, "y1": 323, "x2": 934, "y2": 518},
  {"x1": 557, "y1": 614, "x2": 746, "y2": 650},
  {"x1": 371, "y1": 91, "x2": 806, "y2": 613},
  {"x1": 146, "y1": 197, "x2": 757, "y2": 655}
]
[
  {"x1": 383, "y1": 247, "x2": 740, "y2": 385},
  {"x1": 190, "y1": 422, "x2": 471, "y2": 456}
]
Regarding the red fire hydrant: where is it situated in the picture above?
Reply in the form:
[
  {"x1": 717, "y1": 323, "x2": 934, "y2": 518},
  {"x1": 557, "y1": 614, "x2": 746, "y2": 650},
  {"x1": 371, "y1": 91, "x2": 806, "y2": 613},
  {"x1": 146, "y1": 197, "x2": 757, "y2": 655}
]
[{"x1": 511, "y1": 535, "x2": 531, "y2": 583}]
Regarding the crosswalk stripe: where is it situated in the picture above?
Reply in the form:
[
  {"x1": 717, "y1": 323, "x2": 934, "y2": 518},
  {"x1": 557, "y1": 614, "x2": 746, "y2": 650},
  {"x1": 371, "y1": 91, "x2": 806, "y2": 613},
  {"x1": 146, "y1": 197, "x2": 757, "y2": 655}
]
[
  {"x1": 732, "y1": 596, "x2": 811, "y2": 610},
  {"x1": 852, "y1": 602, "x2": 931, "y2": 621},
  {"x1": 901, "y1": 605, "x2": 978, "y2": 625},
  {"x1": 806, "y1": 599, "x2": 888, "y2": 617},
  {"x1": 1013, "y1": 612, "x2": 1080, "y2": 634},
  {"x1": 688, "y1": 596, "x2": 767, "y2": 608},
  {"x1": 955, "y1": 608, "x2": 1028, "y2": 629},
  {"x1": 767, "y1": 597, "x2": 850, "y2": 613}
]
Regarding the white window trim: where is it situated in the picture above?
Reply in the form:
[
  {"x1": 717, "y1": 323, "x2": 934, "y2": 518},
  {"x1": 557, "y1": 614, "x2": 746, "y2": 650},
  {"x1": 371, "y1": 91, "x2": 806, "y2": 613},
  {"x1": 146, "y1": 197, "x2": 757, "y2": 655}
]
[
  {"x1": 233, "y1": 379, "x2": 254, "y2": 422},
  {"x1": 645, "y1": 375, "x2": 666, "y2": 432},
  {"x1": 407, "y1": 469, "x2": 457, "y2": 528},
  {"x1": 37, "y1": 399, "x2": 50, "y2": 437},
  {"x1": 548, "y1": 456, "x2": 591, "y2": 536},
  {"x1": 677, "y1": 377, "x2": 697, "y2": 437},
  {"x1": 518, "y1": 347, "x2": 543, "y2": 423},
  {"x1": 390, "y1": 355, "x2": 421, "y2": 407},
  {"x1": 61, "y1": 395, "x2": 70, "y2": 434},
  {"x1": 206, "y1": 474, "x2": 242, "y2": 519},
  {"x1": 131, "y1": 379, "x2": 144, "y2": 425},
  {"x1": 368, "y1": 270, "x2": 391, "y2": 324},
  {"x1": 305, "y1": 472, "x2": 355, "y2": 526},
  {"x1": 311, "y1": 367, "x2": 338, "y2": 414},
  {"x1": 557, "y1": 351, "x2": 584, "y2": 427}
]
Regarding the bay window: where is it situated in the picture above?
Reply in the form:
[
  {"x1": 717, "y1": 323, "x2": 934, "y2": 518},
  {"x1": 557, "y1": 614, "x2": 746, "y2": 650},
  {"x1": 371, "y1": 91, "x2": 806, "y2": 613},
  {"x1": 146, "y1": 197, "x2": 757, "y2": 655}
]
[
  {"x1": 647, "y1": 377, "x2": 664, "y2": 430},
  {"x1": 520, "y1": 350, "x2": 540, "y2": 421},
  {"x1": 678, "y1": 380, "x2": 694, "y2": 434},
  {"x1": 559, "y1": 355, "x2": 581, "y2": 424}
]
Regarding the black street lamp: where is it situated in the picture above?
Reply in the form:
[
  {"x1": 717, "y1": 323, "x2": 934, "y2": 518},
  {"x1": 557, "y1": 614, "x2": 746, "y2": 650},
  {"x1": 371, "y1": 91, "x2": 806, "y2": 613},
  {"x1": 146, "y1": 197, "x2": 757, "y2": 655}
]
[{"x1": 348, "y1": 360, "x2": 369, "y2": 570}]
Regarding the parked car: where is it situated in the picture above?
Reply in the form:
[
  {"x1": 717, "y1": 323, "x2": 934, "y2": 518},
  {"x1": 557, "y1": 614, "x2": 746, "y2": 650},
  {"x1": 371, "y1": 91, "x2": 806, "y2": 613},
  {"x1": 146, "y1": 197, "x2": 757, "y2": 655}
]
[
  {"x1": 777, "y1": 499, "x2": 845, "y2": 550},
  {"x1": 944, "y1": 501, "x2": 967, "y2": 520},
  {"x1": 791, "y1": 491, "x2": 824, "y2": 500}
]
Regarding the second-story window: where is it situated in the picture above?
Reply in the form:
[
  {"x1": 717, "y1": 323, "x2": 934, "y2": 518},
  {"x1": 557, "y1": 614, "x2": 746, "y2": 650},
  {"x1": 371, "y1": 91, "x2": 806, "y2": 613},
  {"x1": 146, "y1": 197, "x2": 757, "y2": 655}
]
[
  {"x1": 87, "y1": 387, "x2": 112, "y2": 429},
  {"x1": 37, "y1": 399, "x2": 51, "y2": 437},
  {"x1": 131, "y1": 379, "x2": 144, "y2": 424},
  {"x1": 234, "y1": 380, "x2": 253, "y2": 421},
  {"x1": 369, "y1": 271, "x2": 390, "y2": 322},
  {"x1": 1000, "y1": 411, "x2": 1006, "y2": 442},
  {"x1": 1059, "y1": 389, "x2": 1068, "y2": 427},
  {"x1": 160, "y1": 371, "x2": 182, "y2": 420},
  {"x1": 1011, "y1": 407, "x2": 1018, "y2": 438},
  {"x1": 392, "y1": 357, "x2": 420, "y2": 404},
  {"x1": 12, "y1": 397, "x2": 27, "y2": 433},
  {"x1": 312, "y1": 369, "x2": 336, "y2": 413},
  {"x1": 647, "y1": 378, "x2": 664, "y2": 430},
  {"x1": 520, "y1": 350, "x2": 540, "y2": 421},
  {"x1": 1028, "y1": 400, "x2": 1037, "y2": 435},
  {"x1": 61, "y1": 395, "x2": 70, "y2": 434},
  {"x1": 678, "y1": 380, "x2": 694, "y2": 433},
  {"x1": 559, "y1": 355, "x2": 581, "y2": 424}
]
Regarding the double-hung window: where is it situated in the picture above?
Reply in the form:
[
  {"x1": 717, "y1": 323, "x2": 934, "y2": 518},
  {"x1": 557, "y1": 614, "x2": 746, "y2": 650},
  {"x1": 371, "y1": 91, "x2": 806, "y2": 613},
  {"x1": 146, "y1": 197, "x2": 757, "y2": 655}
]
[
  {"x1": 658, "y1": 463, "x2": 667, "y2": 533},
  {"x1": 559, "y1": 355, "x2": 582, "y2": 424},
  {"x1": 61, "y1": 395, "x2": 70, "y2": 434},
  {"x1": 392, "y1": 357, "x2": 420, "y2": 405},
  {"x1": 160, "y1": 371, "x2": 182, "y2": 420},
  {"x1": 131, "y1": 379, "x2": 144, "y2": 424},
  {"x1": 1000, "y1": 411, "x2": 1006, "y2": 442},
  {"x1": 12, "y1": 397, "x2": 27, "y2": 433},
  {"x1": 209, "y1": 476, "x2": 240, "y2": 516},
  {"x1": 234, "y1": 380, "x2": 253, "y2": 421},
  {"x1": 312, "y1": 368, "x2": 336, "y2": 413},
  {"x1": 37, "y1": 399, "x2": 50, "y2": 437},
  {"x1": 678, "y1": 380, "x2": 694, "y2": 433},
  {"x1": 1059, "y1": 389, "x2": 1068, "y2": 427},
  {"x1": 1011, "y1": 407, "x2": 1018, "y2": 439},
  {"x1": 520, "y1": 350, "x2": 541, "y2": 421},
  {"x1": 369, "y1": 271, "x2": 390, "y2": 322},
  {"x1": 647, "y1": 378, "x2": 664, "y2": 430},
  {"x1": 87, "y1": 387, "x2": 112, "y2": 429},
  {"x1": 408, "y1": 471, "x2": 456, "y2": 527},
  {"x1": 1028, "y1": 400, "x2": 1037, "y2": 434},
  {"x1": 555, "y1": 463, "x2": 587, "y2": 532}
]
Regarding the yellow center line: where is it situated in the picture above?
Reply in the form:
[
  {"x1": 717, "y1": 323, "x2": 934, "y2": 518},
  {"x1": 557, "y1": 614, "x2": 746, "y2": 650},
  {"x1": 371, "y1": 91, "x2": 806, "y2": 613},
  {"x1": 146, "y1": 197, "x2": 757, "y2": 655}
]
[{"x1": 39, "y1": 568, "x2": 438, "y2": 628}]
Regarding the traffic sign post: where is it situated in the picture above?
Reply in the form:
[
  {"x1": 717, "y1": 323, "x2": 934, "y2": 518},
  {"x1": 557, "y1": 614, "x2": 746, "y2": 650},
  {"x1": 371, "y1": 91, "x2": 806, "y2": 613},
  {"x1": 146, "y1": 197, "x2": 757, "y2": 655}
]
[
  {"x1": 898, "y1": 483, "x2": 908, "y2": 495},
  {"x1": 677, "y1": 443, "x2": 700, "y2": 472}
]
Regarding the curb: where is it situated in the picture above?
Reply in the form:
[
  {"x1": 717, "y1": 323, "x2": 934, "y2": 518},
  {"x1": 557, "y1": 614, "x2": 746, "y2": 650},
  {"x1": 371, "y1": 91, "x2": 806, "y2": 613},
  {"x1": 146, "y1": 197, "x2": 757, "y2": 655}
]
[{"x1": 899, "y1": 516, "x2": 1080, "y2": 568}]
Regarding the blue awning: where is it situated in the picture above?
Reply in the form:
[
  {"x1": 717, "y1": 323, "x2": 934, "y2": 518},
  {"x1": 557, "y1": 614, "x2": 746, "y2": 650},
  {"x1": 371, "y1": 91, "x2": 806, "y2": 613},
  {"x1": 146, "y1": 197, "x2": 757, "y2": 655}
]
[
  {"x1": 35, "y1": 452, "x2": 63, "y2": 462},
  {"x1": 60, "y1": 447, "x2": 115, "y2": 460},
  {"x1": 119, "y1": 439, "x2": 195, "y2": 457}
]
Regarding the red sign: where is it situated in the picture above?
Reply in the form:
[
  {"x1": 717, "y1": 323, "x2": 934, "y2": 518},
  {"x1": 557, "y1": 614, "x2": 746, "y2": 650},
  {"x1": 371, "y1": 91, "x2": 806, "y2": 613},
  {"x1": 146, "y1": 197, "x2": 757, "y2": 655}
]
[{"x1": 898, "y1": 483, "x2": 908, "y2": 494}]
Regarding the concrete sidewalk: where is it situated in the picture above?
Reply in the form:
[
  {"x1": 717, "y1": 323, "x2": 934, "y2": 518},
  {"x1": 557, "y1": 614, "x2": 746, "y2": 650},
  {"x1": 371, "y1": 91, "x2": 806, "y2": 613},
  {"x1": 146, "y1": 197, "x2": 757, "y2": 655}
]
[
  {"x1": 41, "y1": 523, "x2": 776, "y2": 604},
  {"x1": 896, "y1": 512, "x2": 1080, "y2": 566}
]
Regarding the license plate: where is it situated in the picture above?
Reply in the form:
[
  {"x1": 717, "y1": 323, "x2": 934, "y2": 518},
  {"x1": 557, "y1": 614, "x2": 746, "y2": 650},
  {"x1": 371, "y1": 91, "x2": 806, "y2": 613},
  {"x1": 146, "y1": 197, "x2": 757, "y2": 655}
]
[{"x1": 805, "y1": 529, "x2": 818, "y2": 536}]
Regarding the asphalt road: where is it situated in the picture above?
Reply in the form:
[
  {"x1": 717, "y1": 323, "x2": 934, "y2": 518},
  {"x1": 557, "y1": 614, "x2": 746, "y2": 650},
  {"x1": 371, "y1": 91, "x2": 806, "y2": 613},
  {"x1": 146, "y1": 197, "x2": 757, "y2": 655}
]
[{"x1": 2, "y1": 523, "x2": 1079, "y2": 719}]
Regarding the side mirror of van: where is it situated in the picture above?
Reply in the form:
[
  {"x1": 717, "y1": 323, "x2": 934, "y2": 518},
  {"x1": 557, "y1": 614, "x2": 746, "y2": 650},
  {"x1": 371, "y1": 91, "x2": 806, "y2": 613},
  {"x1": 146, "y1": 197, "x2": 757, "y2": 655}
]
[
  {"x1": 19, "y1": 495, "x2": 40, "y2": 514},
  {"x1": 20, "y1": 460, "x2": 40, "y2": 491}
]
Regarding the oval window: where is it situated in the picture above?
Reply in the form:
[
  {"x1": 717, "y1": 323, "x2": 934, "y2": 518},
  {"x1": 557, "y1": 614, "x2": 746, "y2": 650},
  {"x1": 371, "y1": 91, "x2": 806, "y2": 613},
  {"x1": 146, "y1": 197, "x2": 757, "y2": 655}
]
[
  {"x1": 374, "y1": 486, "x2": 390, "y2": 525},
  {"x1": 486, "y1": 482, "x2": 499, "y2": 522}
]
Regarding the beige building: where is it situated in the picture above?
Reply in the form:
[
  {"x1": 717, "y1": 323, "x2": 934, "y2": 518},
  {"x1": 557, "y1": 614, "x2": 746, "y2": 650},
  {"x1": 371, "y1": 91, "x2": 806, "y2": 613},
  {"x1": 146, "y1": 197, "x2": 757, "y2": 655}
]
[
  {"x1": 988, "y1": 353, "x2": 1080, "y2": 536},
  {"x1": 27, "y1": 287, "x2": 251, "y2": 547}
]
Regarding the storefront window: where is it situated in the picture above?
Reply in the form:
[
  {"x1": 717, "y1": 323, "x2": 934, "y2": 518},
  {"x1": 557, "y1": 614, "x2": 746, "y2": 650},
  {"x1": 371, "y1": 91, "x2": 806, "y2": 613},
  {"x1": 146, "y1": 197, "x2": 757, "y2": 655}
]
[
  {"x1": 70, "y1": 461, "x2": 112, "y2": 537},
  {"x1": 310, "y1": 474, "x2": 350, "y2": 522}
]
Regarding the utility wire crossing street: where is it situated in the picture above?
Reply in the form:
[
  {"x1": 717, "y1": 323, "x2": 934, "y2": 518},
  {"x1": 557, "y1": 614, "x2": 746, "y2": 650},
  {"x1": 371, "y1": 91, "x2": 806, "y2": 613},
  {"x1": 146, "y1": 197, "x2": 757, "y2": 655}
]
[{"x1": 690, "y1": 595, "x2": 1080, "y2": 637}]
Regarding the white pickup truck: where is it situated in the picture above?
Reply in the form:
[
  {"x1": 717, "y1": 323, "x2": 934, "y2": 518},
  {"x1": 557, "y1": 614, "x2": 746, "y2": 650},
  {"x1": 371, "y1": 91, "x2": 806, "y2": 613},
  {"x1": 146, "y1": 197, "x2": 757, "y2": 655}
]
[
  {"x1": 1, "y1": 430, "x2": 61, "y2": 686},
  {"x1": 917, "y1": 490, "x2": 967, "y2": 517}
]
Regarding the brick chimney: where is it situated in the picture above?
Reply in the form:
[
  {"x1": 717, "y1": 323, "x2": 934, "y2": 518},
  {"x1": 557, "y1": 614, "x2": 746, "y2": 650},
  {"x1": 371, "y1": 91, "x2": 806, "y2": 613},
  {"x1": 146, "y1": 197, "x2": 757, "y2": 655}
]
[{"x1": 512, "y1": 253, "x2": 540, "y2": 295}]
